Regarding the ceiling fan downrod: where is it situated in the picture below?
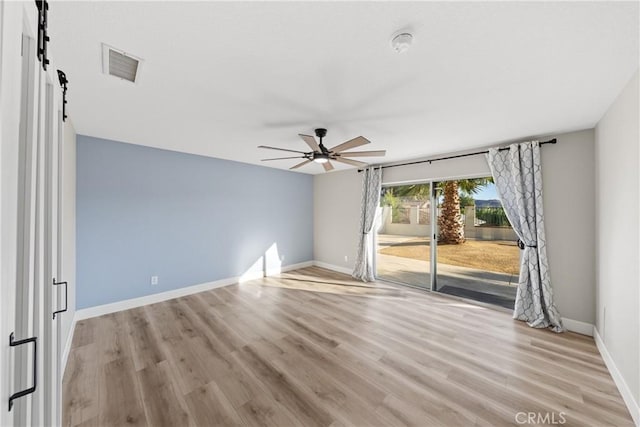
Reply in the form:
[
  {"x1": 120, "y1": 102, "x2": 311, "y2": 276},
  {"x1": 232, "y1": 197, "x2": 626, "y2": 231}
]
[{"x1": 315, "y1": 128, "x2": 328, "y2": 153}]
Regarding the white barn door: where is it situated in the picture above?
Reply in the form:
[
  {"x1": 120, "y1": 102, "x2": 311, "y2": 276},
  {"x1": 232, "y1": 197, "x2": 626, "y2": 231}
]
[
  {"x1": 13, "y1": 28, "x2": 40, "y2": 427},
  {"x1": 0, "y1": 1, "x2": 65, "y2": 425}
]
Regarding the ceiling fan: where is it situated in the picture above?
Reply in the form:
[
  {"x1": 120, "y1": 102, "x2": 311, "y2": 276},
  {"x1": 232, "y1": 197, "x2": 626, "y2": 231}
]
[{"x1": 259, "y1": 128, "x2": 386, "y2": 171}]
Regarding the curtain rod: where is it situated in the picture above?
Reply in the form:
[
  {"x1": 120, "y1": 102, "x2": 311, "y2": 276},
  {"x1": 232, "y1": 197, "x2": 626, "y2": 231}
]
[{"x1": 357, "y1": 138, "x2": 557, "y2": 173}]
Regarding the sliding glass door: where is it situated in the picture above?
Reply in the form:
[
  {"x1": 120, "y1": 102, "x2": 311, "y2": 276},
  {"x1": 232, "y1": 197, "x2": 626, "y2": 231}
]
[
  {"x1": 376, "y1": 183, "x2": 431, "y2": 288},
  {"x1": 433, "y1": 178, "x2": 518, "y2": 308},
  {"x1": 376, "y1": 178, "x2": 519, "y2": 309}
]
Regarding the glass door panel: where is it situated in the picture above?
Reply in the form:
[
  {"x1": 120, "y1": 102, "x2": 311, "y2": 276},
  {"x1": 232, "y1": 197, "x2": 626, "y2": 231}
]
[
  {"x1": 434, "y1": 178, "x2": 518, "y2": 308},
  {"x1": 376, "y1": 183, "x2": 431, "y2": 288}
]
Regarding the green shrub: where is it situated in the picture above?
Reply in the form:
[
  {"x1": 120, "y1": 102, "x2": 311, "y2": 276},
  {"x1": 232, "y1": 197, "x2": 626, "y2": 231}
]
[{"x1": 476, "y1": 207, "x2": 511, "y2": 227}]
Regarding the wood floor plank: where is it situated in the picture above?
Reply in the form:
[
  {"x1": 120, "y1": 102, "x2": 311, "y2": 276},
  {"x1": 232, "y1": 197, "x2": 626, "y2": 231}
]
[
  {"x1": 184, "y1": 381, "x2": 242, "y2": 426},
  {"x1": 73, "y1": 417, "x2": 99, "y2": 427},
  {"x1": 279, "y1": 333, "x2": 388, "y2": 408},
  {"x1": 63, "y1": 267, "x2": 634, "y2": 426},
  {"x1": 161, "y1": 335, "x2": 215, "y2": 396},
  {"x1": 236, "y1": 392, "x2": 301, "y2": 427},
  {"x1": 62, "y1": 343, "x2": 99, "y2": 426},
  {"x1": 268, "y1": 342, "x2": 388, "y2": 427},
  {"x1": 70, "y1": 320, "x2": 95, "y2": 349},
  {"x1": 186, "y1": 295, "x2": 247, "y2": 353},
  {"x1": 99, "y1": 357, "x2": 147, "y2": 426},
  {"x1": 234, "y1": 344, "x2": 333, "y2": 427},
  {"x1": 125, "y1": 307, "x2": 166, "y2": 371},
  {"x1": 137, "y1": 360, "x2": 192, "y2": 427},
  {"x1": 95, "y1": 312, "x2": 134, "y2": 366}
]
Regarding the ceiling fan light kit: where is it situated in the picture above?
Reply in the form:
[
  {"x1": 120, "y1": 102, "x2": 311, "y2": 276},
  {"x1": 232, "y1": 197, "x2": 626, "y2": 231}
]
[
  {"x1": 313, "y1": 153, "x2": 330, "y2": 164},
  {"x1": 259, "y1": 128, "x2": 386, "y2": 172}
]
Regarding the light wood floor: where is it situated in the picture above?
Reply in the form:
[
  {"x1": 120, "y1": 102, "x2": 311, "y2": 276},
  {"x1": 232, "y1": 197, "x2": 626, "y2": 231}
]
[{"x1": 63, "y1": 267, "x2": 633, "y2": 426}]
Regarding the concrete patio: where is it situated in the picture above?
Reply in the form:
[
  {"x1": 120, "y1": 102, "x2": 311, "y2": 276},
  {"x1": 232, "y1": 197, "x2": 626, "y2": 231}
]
[{"x1": 376, "y1": 234, "x2": 518, "y2": 309}]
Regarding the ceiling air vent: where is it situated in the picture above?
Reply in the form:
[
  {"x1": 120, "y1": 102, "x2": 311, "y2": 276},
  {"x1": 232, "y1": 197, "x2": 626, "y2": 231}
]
[{"x1": 102, "y1": 44, "x2": 143, "y2": 83}]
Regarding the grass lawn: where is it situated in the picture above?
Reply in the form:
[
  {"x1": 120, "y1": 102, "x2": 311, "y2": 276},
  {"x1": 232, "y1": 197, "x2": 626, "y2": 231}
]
[{"x1": 378, "y1": 238, "x2": 520, "y2": 275}]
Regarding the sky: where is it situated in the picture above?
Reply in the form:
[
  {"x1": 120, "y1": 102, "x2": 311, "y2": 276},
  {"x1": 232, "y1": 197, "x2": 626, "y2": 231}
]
[{"x1": 473, "y1": 182, "x2": 498, "y2": 200}]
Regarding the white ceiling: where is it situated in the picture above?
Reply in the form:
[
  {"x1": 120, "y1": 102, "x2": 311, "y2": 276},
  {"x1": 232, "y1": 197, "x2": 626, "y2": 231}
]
[{"x1": 49, "y1": 1, "x2": 639, "y2": 174}]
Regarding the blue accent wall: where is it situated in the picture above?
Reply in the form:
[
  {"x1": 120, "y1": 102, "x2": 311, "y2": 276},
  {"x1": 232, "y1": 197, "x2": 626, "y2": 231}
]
[{"x1": 76, "y1": 135, "x2": 313, "y2": 309}]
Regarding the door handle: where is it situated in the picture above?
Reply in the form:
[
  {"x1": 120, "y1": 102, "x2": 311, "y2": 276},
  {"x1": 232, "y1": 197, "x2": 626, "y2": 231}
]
[
  {"x1": 8, "y1": 333, "x2": 37, "y2": 411},
  {"x1": 52, "y1": 278, "x2": 68, "y2": 319}
]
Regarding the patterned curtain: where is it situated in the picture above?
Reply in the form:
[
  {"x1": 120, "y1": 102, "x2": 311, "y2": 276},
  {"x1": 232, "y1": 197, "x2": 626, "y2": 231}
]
[
  {"x1": 352, "y1": 167, "x2": 382, "y2": 282},
  {"x1": 487, "y1": 142, "x2": 565, "y2": 332}
]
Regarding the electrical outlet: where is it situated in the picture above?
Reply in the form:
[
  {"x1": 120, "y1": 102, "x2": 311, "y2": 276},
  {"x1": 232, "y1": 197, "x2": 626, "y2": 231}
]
[
  {"x1": 344, "y1": 255, "x2": 348, "y2": 263},
  {"x1": 280, "y1": 255, "x2": 285, "y2": 262},
  {"x1": 151, "y1": 276, "x2": 158, "y2": 285}
]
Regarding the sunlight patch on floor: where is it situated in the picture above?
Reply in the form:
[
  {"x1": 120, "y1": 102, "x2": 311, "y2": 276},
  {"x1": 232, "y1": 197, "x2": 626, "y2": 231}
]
[{"x1": 244, "y1": 272, "x2": 406, "y2": 298}]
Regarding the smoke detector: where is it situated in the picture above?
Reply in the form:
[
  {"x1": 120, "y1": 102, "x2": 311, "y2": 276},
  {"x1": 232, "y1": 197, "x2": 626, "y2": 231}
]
[
  {"x1": 391, "y1": 33, "x2": 413, "y2": 54},
  {"x1": 102, "y1": 43, "x2": 143, "y2": 83}
]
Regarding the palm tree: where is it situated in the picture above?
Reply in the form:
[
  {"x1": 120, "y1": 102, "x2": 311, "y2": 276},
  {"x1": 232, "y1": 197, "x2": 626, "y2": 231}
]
[
  {"x1": 438, "y1": 181, "x2": 465, "y2": 244},
  {"x1": 437, "y1": 178, "x2": 492, "y2": 244}
]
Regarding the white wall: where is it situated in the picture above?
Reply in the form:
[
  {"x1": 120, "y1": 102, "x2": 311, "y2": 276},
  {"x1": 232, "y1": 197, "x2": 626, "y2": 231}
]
[
  {"x1": 314, "y1": 168, "x2": 362, "y2": 272},
  {"x1": 383, "y1": 151, "x2": 490, "y2": 184},
  {"x1": 542, "y1": 130, "x2": 596, "y2": 325},
  {"x1": 595, "y1": 70, "x2": 639, "y2": 417},
  {"x1": 60, "y1": 119, "x2": 76, "y2": 369},
  {"x1": 314, "y1": 129, "x2": 596, "y2": 327}
]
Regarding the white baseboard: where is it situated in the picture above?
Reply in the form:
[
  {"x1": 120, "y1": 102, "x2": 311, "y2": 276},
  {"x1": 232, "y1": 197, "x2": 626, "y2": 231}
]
[
  {"x1": 313, "y1": 260, "x2": 353, "y2": 276},
  {"x1": 75, "y1": 261, "x2": 314, "y2": 321},
  {"x1": 594, "y1": 327, "x2": 640, "y2": 426},
  {"x1": 75, "y1": 278, "x2": 237, "y2": 320},
  {"x1": 274, "y1": 261, "x2": 314, "y2": 275},
  {"x1": 238, "y1": 260, "x2": 314, "y2": 282},
  {"x1": 561, "y1": 317, "x2": 593, "y2": 336}
]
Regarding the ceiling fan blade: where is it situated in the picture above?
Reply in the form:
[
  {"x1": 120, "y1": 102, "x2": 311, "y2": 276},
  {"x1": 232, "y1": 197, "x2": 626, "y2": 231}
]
[
  {"x1": 298, "y1": 134, "x2": 321, "y2": 152},
  {"x1": 333, "y1": 157, "x2": 369, "y2": 167},
  {"x1": 290, "y1": 159, "x2": 312, "y2": 170},
  {"x1": 258, "y1": 145, "x2": 308, "y2": 154},
  {"x1": 339, "y1": 150, "x2": 386, "y2": 157},
  {"x1": 322, "y1": 161, "x2": 334, "y2": 172},
  {"x1": 329, "y1": 136, "x2": 370, "y2": 153},
  {"x1": 261, "y1": 156, "x2": 306, "y2": 161}
]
